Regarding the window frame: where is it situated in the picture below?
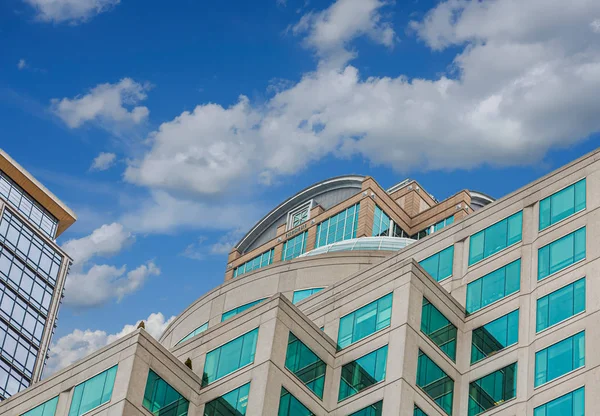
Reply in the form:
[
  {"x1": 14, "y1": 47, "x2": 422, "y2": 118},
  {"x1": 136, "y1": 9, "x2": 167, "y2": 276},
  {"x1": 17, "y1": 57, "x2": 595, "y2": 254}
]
[
  {"x1": 468, "y1": 211, "x2": 523, "y2": 267},
  {"x1": 465, "y1": 259, "x2": 521, "y2": 315},
  {"x1": 538, "y1": 178, "x2": 586, "y2": 232},
  {"x1": 537, "y1": 227, "x2": 586, "y2": 281},
  {"x1": 336, "y1": 292, "x2": 393, "y2": 350},
  {"x1": 67, "y1": 365, "x2": 118, "y2": 416},
  {"x1": 470, "y1": 309, "x2": 519, "y2": 365},
  {"x1": 534, "y1": 331, "x2": 585, "y2": 388},
  {"x1": 292, "y1": 287, "x2": 324, "y2": 305},
  {"x1": 419, "y1": 245, "x2": 455, "y2": 283},
  {"x1": 536, "y1": 277, "x2": 586, "y2": 334}
]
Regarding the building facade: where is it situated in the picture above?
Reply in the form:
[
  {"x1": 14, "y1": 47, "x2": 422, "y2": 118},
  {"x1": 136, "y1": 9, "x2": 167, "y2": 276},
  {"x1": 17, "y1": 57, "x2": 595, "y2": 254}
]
[
  {"x1": 1, "y1": 146, "x2": 598, "y2": 416},
  {"x1": 0, "y1": 149, "x2": 76, "y2": 400}
]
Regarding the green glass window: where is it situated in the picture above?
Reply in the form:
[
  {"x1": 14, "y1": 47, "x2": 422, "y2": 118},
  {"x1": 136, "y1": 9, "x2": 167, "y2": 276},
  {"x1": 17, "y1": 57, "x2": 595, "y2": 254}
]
[
  {"x1": 337, "y1": 293, "x2": 393, "y2": 349},
  {"x1": 373, "y1": 206, "x2": 391, "y2": 237},
  {"x1": 535, "y1": 331, "x2": 585, "y2": 387},
  {"x1": 292, "y1": 288, "x2": 324, "y2": 304},
  {"x1": 143, "y1": 370, "x2": 189, "y2": 416},
  {"x1": 349, "y1": 400, "x2": 383, "y2": 416},
  {"x1": 233, "y1": 249, "x2": 275, "y2": 278},
  {"x1": 202, "y1": 328, "x2": 259, "y2": 386},
  {"x1": 466, "y1": 259, "x2": 521, "y2": 314},
  {"x1": 421, "y1": 298, "x2": 457, "y2": 361},
  {"x1": 416, "y1": 351, "x2": 453, "y2": 415},
  {"x1": 339, "y1": 345, "x2": 387, "y2": 401},
  {"x1": 468, "y1": 363, "x2": 517, "y2": 416},
  {"x1": 538, "y1": 227, "x2": 586, "y2": 280},
  {"x1": 177, "y1": 322, "x2": 208, "y2": 345},
  {"x1": 278, "y1": 388, "x2": 314, "y2": 416},
  {"x1": 428, "y1": 216, "x2": 455, "y2": 235},
  {"x1": 414, "y1": 406, "x2": 428, "y2": 416},
  {"x1": 68, "y1": 365, "x2": 118, "y2": 416},
  {"x1": 222, "y1": 299, "x2": 266, "y2": 322},
  {"x1": 471, "y1": 310, "x2": 519, "y2": 364},
  {"x1": 203, "y1": 383, "x2": 249, "y2": 416},
  {"x1": 540, "y1": 179, "x2": 586, "y2": 231},
  {"x1": 537, "y1": 278, "x2": 585, "y2": 332},
  {"x1": 469, "y1": 211, "x2": 523, "y2": 265},
  {"x1": 534, "y1": 387, "x2": 584, "y2": 416},
  {"x1": 282, "y1": 232, "x2": 308, "y2": 261},
  {"x1": 285, "y1": 333, "x2": 326, "y2": 399},
  {"x1": 316, "y1": 204, "x2": 360, "y2": 248},
  {"x1": 419, "y1": 246, "x2": 454, "y2": 282},
  {"x1": 21, "y1": 396, "x2": 58, "y2": 416}
]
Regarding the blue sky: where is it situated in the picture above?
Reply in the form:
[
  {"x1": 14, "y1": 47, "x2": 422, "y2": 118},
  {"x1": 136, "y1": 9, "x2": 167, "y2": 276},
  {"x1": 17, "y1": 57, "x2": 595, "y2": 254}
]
[{"x1": 1, "y1": 0, "x2": 599, "y2": 373}]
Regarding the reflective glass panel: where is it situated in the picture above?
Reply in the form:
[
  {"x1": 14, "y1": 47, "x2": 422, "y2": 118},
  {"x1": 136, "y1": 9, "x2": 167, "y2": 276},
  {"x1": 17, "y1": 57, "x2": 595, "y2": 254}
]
[
  {"x1": 68, "y1": 365, "x2": 118, "y2": 416},
  {"x1": 539, "y1": 179, "x2": 586, "y2": 230},
  {"x1": 337, "y1": 293, "x2": 393, "y2": 349},
  {"x1": 233, "y1": 249, "x2": 274, "y2": 278},
  {"x1": 282, "y1": 232, "x2": 308, "y2": 261},
  {"x1": 20, "y1": 396, "x2": 58, "y2": 416},
  {"x1": 416, "y1": 350, "x2": 453, "y2": 415},
  {"x1": 533, "y1": 387, "x2": 584, "y2": 416},
  {"x1": 538, "y1": 228, "x2": 586, "y2": 280},
  {"x1": 278, "y1": 388, "x2": 313, "y2": 416},
  {"x1": 537, "y1": 278, "x2": 585, "y2": 332},
  {"x1": 349, "y1": 401, "x2": 383, "y2": 416},
  {"x1": 143, "y1": 369, "x2": 189, "y2": 416},
  {"x1": 468, "y1": 363, "x2": 517, "y2": 416},
  {"x1": 292, "y1": 288, "x2": 323, "y2": 305},
  {"x1": 338, "y1": 345, "x2": 387, "y2": 401},
  {"x1": 534, "y1": 331, "x2": 585, "y2": 387},
  {"x1": 469, "y1": 212, "x2": 522, "y2": 265},
  {"x1": 419, "y1": 246, "x2": 454, "y2": 282},
  {"x1": 315, "y1": 204, "x2": 360, "y2": 248},
  {"x1": 177, "y1": 322, "x2": 208, "y2": 345},
  {"x1": 421, "y1": 298, "x2": 456, "y2": 361},
  {"x1": 285, "y1": 333, "x2": 326, "y2": 399},
  {"x1": 471, "y1": 310, "x2": 519, "y2": 364},
  {"x1": 202, "y1": 328, "x2": 259, "y2": 386},
  {"x1": 466, "y1": 259, "x2": 521, "y2": 314},
  {"x1": 222, "y1": 299, "x2": 266, "y2": 322},
  {"x1": 203, "y1": 383, "x2": 250, "y2": 416}
]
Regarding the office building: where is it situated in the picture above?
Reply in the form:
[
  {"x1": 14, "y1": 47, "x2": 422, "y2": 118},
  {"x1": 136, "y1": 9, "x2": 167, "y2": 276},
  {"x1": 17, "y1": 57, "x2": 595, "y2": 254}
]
[{"x1": 1, "y1": 146, "x2": 597, "y2": 416}]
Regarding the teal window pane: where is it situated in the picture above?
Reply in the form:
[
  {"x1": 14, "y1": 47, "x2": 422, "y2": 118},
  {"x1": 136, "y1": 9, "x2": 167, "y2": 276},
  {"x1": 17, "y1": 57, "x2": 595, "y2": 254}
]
[
  {"x1": 282, "y1": 232, "x2": 308, "y2": 261},
  {"x1": 292, "y1": 288, "x2": 324, "y2": 304},
  {"x1": 416, "y1": 351, "x2": 454, "y2": 415},
  {"x1": 534, "y1": 387, "x2": 584, "y2": 416},
  {"x1": 372, "y1": 206, "x2": 391, "y2": 237},
  {"x1": 203, "y1": 383, "x2": 250, "y2": 416},
  {"x1": 419, "y1": 246, "x2": 454, "y2": 282},
  {"x1": 349, "y1": 400, "x2": 383, "y2": 416},
  {"x1": 222, "y1": 299, "x2": 266, "y2": 322},
  {"x1": 466, "y1": 259, "x2": 521, "y2": 314},
  {"x1": 68, "y1": 365, "x2": 118, "y2": 416},
  {"x1": 536, "y1": 278, "x2": 585, "y2": 332},
  {"x1": 338, "y1": 345, "x2": 388, "y2": 401},
  {"x1": 414, "y1": 406, "x2": 428, "y2": 416},
  {"x1": 233, "y1": 249, "x2": 274, "y2": 278},
  {"x1": 143, "y1": 370, "x2": 189, "y2": 416},
  {"x1": 471, "y1": 310, "x2": 519, "y2": 364},
  {"x1": 421, "y1": 298, "x2": 457, "y2": 362},
  {"x1": 469, "y1": 212, "x2": 522, "y2": 265},
  {"x1": 337, "y1": 293, "x2": 393, "y2": 349},
  {"x1": 534, "y1": 331, "x2": 585, "y2": 387},
  {"x1": 177, "y1": 322, "x2": 208, "y2": 345},
  {"x1": 539, "y1": 179, "x2": 586, "y2": 231},
  {"x1": 285, "y1": 333, "x2": 326, "y2": 399},
  {"x1": 21, "y1": 396, "x2": 59, "y2": 416},
  {"x1": 202, "y1": 328, "x2": 259, "y2": 386},
  {"x1": 278, "y1": 388, "x2": 314, "y2": 416},
  {"x1": 538, "y1": 228, "x2": 586, "y2": 280},
  {"x1": 315, "y1": 204, "x2": 360, "y2": 248},
  {"x1": 468, "y1": 363, "x2": 517, "y2": 416}
]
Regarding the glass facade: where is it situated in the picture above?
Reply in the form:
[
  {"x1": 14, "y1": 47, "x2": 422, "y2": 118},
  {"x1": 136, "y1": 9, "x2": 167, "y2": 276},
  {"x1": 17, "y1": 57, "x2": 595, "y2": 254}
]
[
  {"x1": 21, "y1": 396, "x2": 58, "y2": 416},
  {"x1": 538, "y1": 227, "x2": 586, "y2": 280},
  {"x1": 372, "y1": 205, "x2": 391, "y2": 237},
  {"x1": 466, "y1": 259, "x2": 521, "y2": 314},
  {"x1": 349, "y1": 400, "x2": 383, "y2": 416},
  {"x1": 202, "y1": 328, "x2": 259, "y2": 386},
  {"x1": 177, "y1": 322, "x2": 208, "y2": 345},
  {"x1": 471, "y1": 310, "x2": 519, "y2": 364},
  {"x1": 278, "y1": 387, "x2": 313, "y2": 416},
  {"x1": 203, "y1": 383, "x2": 249, "y2": 416},
  {"x1": 282, "y1": 232, "x2": 308, "y2": 261},
  {"x1": 222, "y1": 299, "x2": 266, "y2": 322},
  {"x1": 68, "y1": 365, "x2": 117, "y2": 416},
  {"x1": 338, "y1": 345, "x2": 387, "y2": 401},
  {"x1": 292, "y1": 288, "x2": 323, "y2": 304},
  {"x1": 432, "y1": 216, "x2": 454, "y2": 233},
  {"x1": 316, "y1": 204, "x2": 360, "y2": 248},
  {"x1": 539, "y1": 179, "x2": 586, "y2": 231},
  {"x1": 285, "y1": 333, "x2": 326, "y2": 399},
  {"x1": 419, "y1": 246, "x2": 454, "y2": 282},
  {"x1": 468, "y1": 363, "x2": 517, "y2": 416},
  {"x1": 469, "y1": 211, "x2": 522, "y2": 265},
  {"x1": 414, "y1": 406, "x2": 428, "y2": 416},
  {"x1": 534, "y1": 387, "x2": 584, "y2": 416},
  {"x1": 416, "y1": 350, "x2": 454, "y2": 415},
  {"x1": 537, "y1": 278, "x2": 585, "y2": 332},
  {"x1": 143, "y1": 369, "x2": 189, "y2": 416},
  {"x1": 0, "y1": 170, "x2": 58, "y2": 239},
  {"x1": 535, "y1": 331, "x2": 585, "y2": 387},
  {"x1": 233, "y1": 249, "x2": 274, "y2": 278},
  {"x1": 421, "y1": 298, "x2": 456, "y2": 361},
  {"x1": 337, "y1": 293, "x2": 393, "y2": 349}
]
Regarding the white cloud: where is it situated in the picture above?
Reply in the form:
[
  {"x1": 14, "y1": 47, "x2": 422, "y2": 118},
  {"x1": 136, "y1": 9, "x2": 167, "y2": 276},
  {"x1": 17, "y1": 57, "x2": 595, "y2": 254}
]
[
  {"x1": 124, "y1": 0, "x2": 600, "y2": 198},
  {"x1": 62, "y1": 222, "x2": 132, "y2": 266},
  {"x1": 24, "y1": 0, "x2": 120, "y2": 24},
  {"x1": 90, "y1": 152, "x2": 117, "y2": 171},
  {"x1": 45, "y1": 312, "x2": 174, "y2": 377},
  {"x1": 51, "y1": 78, "x2": 150, "y2": 132},
  {"x1": 17, "y1": 59, "x2": 27, "y2": 70},
  {"x1": 592, "y1": 19, "x2": 600, "y2": 33}
]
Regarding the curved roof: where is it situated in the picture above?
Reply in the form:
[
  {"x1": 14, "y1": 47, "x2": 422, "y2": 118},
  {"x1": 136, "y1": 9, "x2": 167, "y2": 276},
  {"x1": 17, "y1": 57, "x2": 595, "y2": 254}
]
[
  {"x1": 469, "y1": 190, "x2": 496, "y2": 210},
  {"x1": 235, "y1": 175, "x2": 365, "y2": 253},
  {"x1": 299, "y1": 236, "x2": 416, "y2": 258}
]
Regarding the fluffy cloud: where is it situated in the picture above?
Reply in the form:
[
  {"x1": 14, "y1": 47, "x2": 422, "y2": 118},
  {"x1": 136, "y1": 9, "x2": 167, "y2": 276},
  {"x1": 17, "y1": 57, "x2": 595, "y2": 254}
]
[
  {"x1": 24, "y1": 0, "x2": 120, "y2": 24},
  {"x1": 124, "y1": 0, "x2": 600, "y2": 198},
  {"x1": 17, "y1": 59, "x2": 27, "y2": 70},
  {"x1": 62, "y1": 222, "x2": 132, "y2": 266},
  {"x1": 90, "y1": 152, "x2": 117, "y2": 171},
  {"x1": 45, "y1": 312, "x2": 174, "y2": 377},
  {"x1": 51, "y1": 78, "x2": 150, "y2": 131}
]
